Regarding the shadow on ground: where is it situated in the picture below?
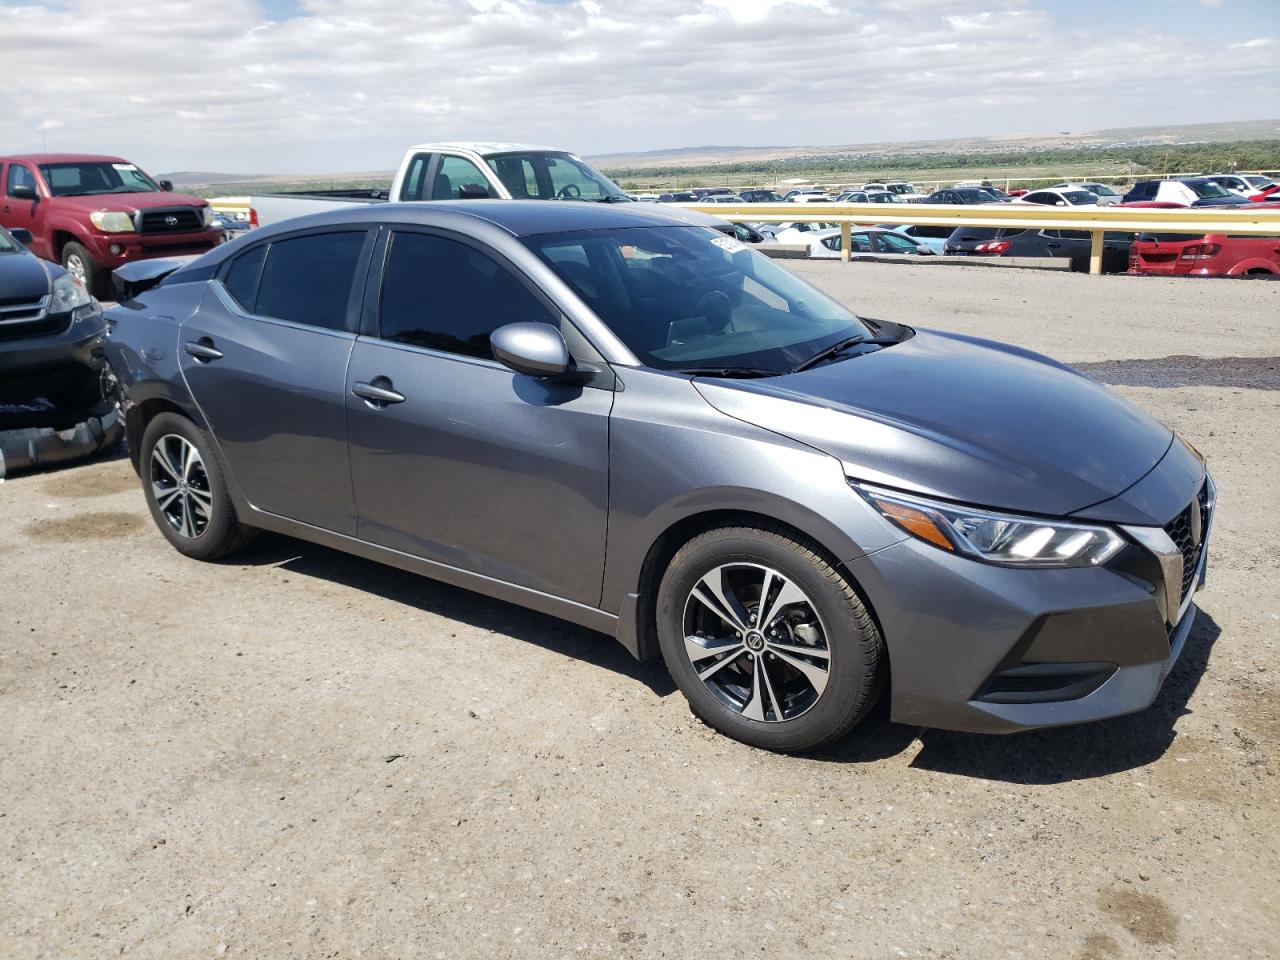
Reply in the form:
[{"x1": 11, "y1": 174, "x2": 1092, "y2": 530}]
[
  {"x1": 230, "y1": 533, "x2": 1221, "y2": 781},
  {"x1": 233, "y1": 533, "x2": 677, "y2": 696}
]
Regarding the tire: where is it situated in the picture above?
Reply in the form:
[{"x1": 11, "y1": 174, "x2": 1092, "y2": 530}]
[
  {"x1": 656, "y1": 524, "x2": 883, "y2": 753},
  {"x1": 61, "y1": 241, "x2": 110, "y2": 299},
  {"x1": 139, "y1": 412, "x2": 256, "y2": 561}
]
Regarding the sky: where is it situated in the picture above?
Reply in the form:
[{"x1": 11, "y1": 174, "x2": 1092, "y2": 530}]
[{"x1": 1, "y1": 0, "x2": 1277, "y2": 175}]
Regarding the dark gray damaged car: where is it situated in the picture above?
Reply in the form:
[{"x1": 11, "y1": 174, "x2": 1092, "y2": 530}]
[{"x1": 102, "y1": 202, "x2": 1213, "y2": 752}]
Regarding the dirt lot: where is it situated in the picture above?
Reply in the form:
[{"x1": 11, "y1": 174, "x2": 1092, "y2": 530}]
[{"x1": 2, "y1": 263, "x2": 1277, "y2": 959}]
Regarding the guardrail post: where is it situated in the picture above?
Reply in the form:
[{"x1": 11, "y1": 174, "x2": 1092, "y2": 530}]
[
  {"x1": 840, "y1": 221, "x2": 851, "y2": 264},
  {"x1": 1089, "y1": 230, "x2": 1104, "y2": 276}
]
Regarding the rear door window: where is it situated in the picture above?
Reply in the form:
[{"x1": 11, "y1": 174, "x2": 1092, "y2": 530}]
[
  {"x1": 254, "y1": 231, "x2": 368, "y2": 330},
  {"x1": 378, "y1": 231, "x2": 556, "y2": 359},
  {"x1": 431, "y1": 156, "x2": 493, "y2": 199}
]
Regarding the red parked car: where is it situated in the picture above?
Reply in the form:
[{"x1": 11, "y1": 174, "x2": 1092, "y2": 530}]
[
  {"x1": 0, "y1": 153, "x2": 224, "y2": 296},
  {"x1": 1129, "y1": 232, "x2": 1280, "y2": 277}
]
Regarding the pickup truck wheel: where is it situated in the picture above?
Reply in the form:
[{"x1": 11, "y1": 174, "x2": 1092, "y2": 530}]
[
  {"x1": 139, "y1": 412, "x2": 256, "y2": 561},
  {"x1": 62, "y1": 242, "x2": 110, "y2": 299}
]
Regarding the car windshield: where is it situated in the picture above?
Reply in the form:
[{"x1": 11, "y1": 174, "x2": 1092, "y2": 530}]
[
  {"x1": 1188, "y1": 180, "x2": 1230, "y2": 198},
  {"x1": 1244, "y1": 176, "x2": 1272, "y2": 189},
  {"x1": 525, "y1": 226, "x2": 870, "y2": 374},
  {"x1": 1062, "y1": 191, "x2": 1097, "y2": 205},
  {"x1": 954, "y1": 189, "x2": 989, "y2": 202},
  {"x1": 886, "y1": 184, "x2": 915, "y2": 194},
  {"x1": 39, "y1": 161, "x2": 161, "y2": 196},
  {"x1": 1091, "y1": 185, "x2": 1120, "y2": 196},
  {"x1": 485, "y1": 152, "x2": 628, "y2": 201}
]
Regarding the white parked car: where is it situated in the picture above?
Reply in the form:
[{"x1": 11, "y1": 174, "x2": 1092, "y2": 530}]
[
  {"x1": 806, "y1": 227, "x2": 935, "y2": 259},
  {"x1": 1016, "y1": 188, "x2": 1099, "y2": 208},
  {"x1": 863, "y1": 190, "x2": 903, "y2": 204},
  {"x1": 1204, "y1": 174, "x2": 1274, "y2": 197},
  {"x1": 861, "y1": 181, "x2": 924, "y2": 200},
  {"x1": 764, "y1": 221, "x2": 841, "y2": 244},
  {"x1": 784, "y1": 189, "x2": 832, "y2": 202},
  {"x1": 1049, "y1": 182, "x2": 1123, "y2": 205}
]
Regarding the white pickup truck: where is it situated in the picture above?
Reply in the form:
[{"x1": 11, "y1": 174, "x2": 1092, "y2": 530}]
[{"x1": 249, "y1": 141, "x2": 633, "y2": 226}]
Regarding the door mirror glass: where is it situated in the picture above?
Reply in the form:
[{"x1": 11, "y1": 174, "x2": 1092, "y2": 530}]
[
  {"x1": 9, "y1": 227, "x2": 33, "y2": 246},
  {"x1": 491, "y1": 322, "x2": 572, "y2": 378},
  {"x1": 159, "y1": 179, "x2": 174, "y2": 192}
]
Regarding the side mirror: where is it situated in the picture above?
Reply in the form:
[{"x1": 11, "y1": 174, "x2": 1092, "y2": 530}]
[
  {"x1": 159, "y1": 180, "x2": 174, "y2": 192},
  {"x1": 9, "y1": 227, "x2": 34, "y2": 247},
  {"x1": 491, "y1": 323, "x2": 573, "y2": 378},
  {"x1": 10, "y1": 183, "x2": 37, "y2": 201},
  {"x1": 457, "y1": 182, "x2": 490, "y2": 199}
]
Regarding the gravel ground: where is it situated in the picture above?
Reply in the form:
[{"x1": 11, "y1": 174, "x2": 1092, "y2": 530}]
[{"x1": 2, "y1": 262, "x2": 1277, "y2": 959}]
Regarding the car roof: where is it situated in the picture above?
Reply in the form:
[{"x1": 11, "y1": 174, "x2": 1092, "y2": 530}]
[
  {"x1": 0, "y1": 153, "x2": 128, "y2": 164},
  {"x1": 403, "y1": 141, "x2": 562, "y2": 156},
  {"x1": 245, "y1": 200, "x2": 732, "y2": 241}
]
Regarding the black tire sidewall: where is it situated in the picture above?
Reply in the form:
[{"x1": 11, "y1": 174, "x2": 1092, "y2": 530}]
[
  {"x1": 657, "y1": 528, "x2": 879, "y2": 752},
  {"x1": 139, "y1": 413, "x2": 238, "y2": 561}
]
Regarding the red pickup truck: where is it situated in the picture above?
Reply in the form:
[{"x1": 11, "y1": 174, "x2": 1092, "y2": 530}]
[{"x1": 0, "y1": 153, "x2": 225, "y2": 296}]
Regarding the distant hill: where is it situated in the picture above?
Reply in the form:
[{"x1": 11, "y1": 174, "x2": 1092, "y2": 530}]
[{"x1": 586, "y1": 118, "x2": 1280, "y2": 170}]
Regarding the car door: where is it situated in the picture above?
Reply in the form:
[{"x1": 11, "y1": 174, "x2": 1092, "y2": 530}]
[
  {"x1": 346, "y1": 228, "x2": 612, "y2": 606},
  {"x1": 178, "y1": 227, "x2": 375, "y2": 535},
  {"x1": 2, "y1": 163, "x2": 44, "y2": 256}
]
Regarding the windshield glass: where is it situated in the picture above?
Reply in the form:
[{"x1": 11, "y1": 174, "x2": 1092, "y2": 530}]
[
  {"x1": 0, "y1": 229, "x2": 18, "y2": 254},
  {"x1": 1062, "y1": 191, "x2": 1097, "y2": 205},
  {"x1": 1091, "y1": 184, "x2": 1119, "y2": 196},
  {"x1": 39, "y1": 161, "x2": 161, "y2": 196},
  {"x1": 525, "y1": 226, "x2": 870, "y2": 373},
  {"x1": 1187, "y1": 180, "x2": 1230, "y2": 198},
  {"x1": 485, "y1": 152, "x2": 627, "y2": 201},
  {"x1": 886, "y1": 184, "x2": 915, "y2": 194}
]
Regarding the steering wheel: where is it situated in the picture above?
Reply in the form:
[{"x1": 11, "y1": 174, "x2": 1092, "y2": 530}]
[
  {"x1": 557, "y1": 183, "x2": 582, "y2": 200},
  {"x1": 692, "y1": 290, "x2": 733, "y2": 332}
]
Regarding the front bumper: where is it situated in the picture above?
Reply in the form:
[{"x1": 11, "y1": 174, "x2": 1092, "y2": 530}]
[
  {"x1": 83, "y1": 228, "x2": 224, "y2": 268},
  {"x1": 847, "y1": 476, "x2": 1212, "y2": 734},
  {"x1": 0, "y1": 403, "x2": 122, "y2": 477}
]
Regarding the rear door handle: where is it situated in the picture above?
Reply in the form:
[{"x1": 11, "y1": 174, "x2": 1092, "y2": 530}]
[
  {"x1": 352, "y1": 377, "x2": 406, "y2": 407},
  {"x1": 184, "y1": 338, "x2": 223, "y2": 362}
]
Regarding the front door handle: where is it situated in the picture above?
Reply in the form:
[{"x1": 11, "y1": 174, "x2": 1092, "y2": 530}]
[
  {"x1": 184, "y1": 338, "x2": 223, "y2": 362},
  {"x1": 352, "y1": 377, "x2": 406, "y2": 408}
]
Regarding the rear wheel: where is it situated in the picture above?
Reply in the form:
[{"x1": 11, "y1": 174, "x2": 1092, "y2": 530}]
[
  {"x1": 657, "y1": 524, "x2": 883, "y2": 752},
  {"x1": 139, "y1": 413, "x2": 255, "y2": 560},
  {"x1": 61, "y1": 241, "x2": 110, "y2": 299}
]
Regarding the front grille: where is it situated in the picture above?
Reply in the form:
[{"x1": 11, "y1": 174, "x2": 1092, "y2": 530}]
[
  {"x1": 0, "y1": 296, "x2": 70, "y2": 340},
  {"x1": 138, "y1": 208, "x2": 203, "y2": 233},
  {"x1": 1163, "y1": 482, "x2": 1210, "y2": 610}
]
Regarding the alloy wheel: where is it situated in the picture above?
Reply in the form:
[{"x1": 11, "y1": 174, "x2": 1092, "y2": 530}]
[
  {"x1": 682, "y1": 563, "x2": 831, "y2": 722},
  {"x1": 150, "y1": 434, "x2": 213, "y2": 539},
  {"x1": 64, "y1": 253, "x2": 87, "y2": 284}
]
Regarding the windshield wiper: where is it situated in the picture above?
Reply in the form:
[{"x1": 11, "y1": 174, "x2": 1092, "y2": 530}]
[
  {"x1": 676, "y1": 366, "x2": 777, "y2": 379},
  {"x1": 594, "y1": 194, "x2": 634, "y2": 203},
  {"x1": 792, "y1": 334, "x2": 899, "y2": 373}
]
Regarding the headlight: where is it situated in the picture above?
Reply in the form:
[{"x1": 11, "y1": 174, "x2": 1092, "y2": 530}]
[
  {"x1": 50, "y1": 272, "x2": 94, "y2": 315},
  {"x1": 89, "y1": 210, "x2": 136, "y2": 233},
  {"x1": 855, "y1": 483, "x2": 1125, "y2": 567},
  {"x1": 199, "y1": 205, "x2": 215, "y2": 228}
]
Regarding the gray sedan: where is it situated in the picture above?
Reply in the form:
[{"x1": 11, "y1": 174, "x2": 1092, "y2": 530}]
[{"x1": 103, "y1": 202, "x2": 1212, "y2": 752}]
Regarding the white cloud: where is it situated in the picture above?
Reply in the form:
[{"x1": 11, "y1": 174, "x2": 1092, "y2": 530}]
[{"x1": 0, "y1": 0, "x2": 1275, "y2": 173}]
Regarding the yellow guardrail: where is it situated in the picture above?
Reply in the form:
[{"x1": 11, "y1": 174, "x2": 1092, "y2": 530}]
[{"x1": 680, "y1": 201, "x2": 1280, "y2": 274}]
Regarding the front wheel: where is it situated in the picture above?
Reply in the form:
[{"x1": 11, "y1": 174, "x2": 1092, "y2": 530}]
[
  {"x1": 656, "y1": 525, "x2": 884, "y2": 753},
  {"x1": 61, "y1": 241, "x2": 110, "y2": 299}
]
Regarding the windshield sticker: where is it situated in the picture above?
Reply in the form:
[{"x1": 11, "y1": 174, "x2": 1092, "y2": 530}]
[
  {"x1": 710, "y1": 235, "x2": 747, "y2": 254},
  {"x1": 111, "y1": 163, "x2": 139, "y2": 171}
]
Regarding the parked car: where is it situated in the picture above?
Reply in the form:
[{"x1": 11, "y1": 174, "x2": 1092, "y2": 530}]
[
  {"x1": 0, "y1": 224, "x2": 122, "y2": 474},
  {"x1": 833, "y1": 191, "x2": 869, "y2": 203},
  {"x1": 943, "y1": 225, "x2": 1132, "y2": 273},
  {"x1": 1121, "y1": 178, "x2": 1252, "y2": 207},
  {"x1": 739, "y1": 189, "x2": 785, "y2": 203},
  {"x1": 783, "y1": 189, "x2": 831, "y2": 202},
  {"x1": 250, "y1": 142, "x2": 634, "y2": 227},
  {"x1": 1128, "y1": 232, "x2": 1280, "y2": 277},
  {"x1": 917, "y1": 188, "x2": 1006, "y2": 205},
  {"x1": 863, "y1": 191, "x2": 902, "y2": 204},
  {"x1": 1050, "y1": 182, "x2": 1123, "y2": 205},
  {"x1": 806, "y1": 227, "x2": 935, "y2": 259},
  {"x1": 702, "y1": 194, "x2": 746, "y2": 204},
  {"x1": 1203, "y1": 174, "x2": 1272, "y2": 199},
  {"x1": 861, "y1": 181, "x2": 923, "y2": 200},
  {"x1": 0, "y1": 153, "x2": 225, "y2": 297},
  {"x1": 102, "y1": 200, "x2": 1213, "y2": 751},
  {"x1": 1017, "y1": 189, "x2": 1098, "y2": 207},
  {"x1": 768, "y1": 222, "x2": 841, "y2": 244},
  {"x1": 658, "y1": 192, "x2": 700, "y2": 203},
  {"x1": 875, "y1": 223, "x2": 951, "y2": 254}
]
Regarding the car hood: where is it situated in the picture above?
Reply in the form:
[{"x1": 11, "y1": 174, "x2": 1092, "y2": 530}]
[
  {"x1": 48, "y1": 192, "x2": 207, "y2": 214},
  {"x1": 693, "y1": 329, "x2": 1173, "y2": 517},
  {"x1": 0, "y1": 251, "x2": 54, "y2": 302}
]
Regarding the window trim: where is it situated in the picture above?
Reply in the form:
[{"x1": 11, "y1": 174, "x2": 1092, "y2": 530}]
[{"x1": 212, "y1": 225, "x2": 377, "y2": 335}]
